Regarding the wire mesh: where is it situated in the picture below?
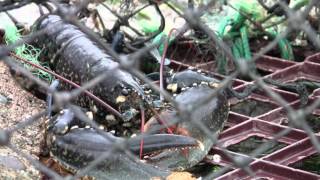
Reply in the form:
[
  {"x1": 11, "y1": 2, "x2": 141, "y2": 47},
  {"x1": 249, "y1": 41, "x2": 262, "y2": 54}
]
[{"x1": 0, "y1": 0, "x2": 320, "y2": 179}]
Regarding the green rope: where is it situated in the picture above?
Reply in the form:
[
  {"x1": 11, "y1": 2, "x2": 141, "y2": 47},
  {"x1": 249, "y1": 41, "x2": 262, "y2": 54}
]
[
  {"x1": 217, "y1": 52, "x2": 227, "y2": 75},
  {"x1": 268, "y1": 30, "x2": 295, "y2": 61},
  {"x1": 232, "y1": 40, "x2": 241, "y2": 60},
  {"x1": 235, "y1": 38, "x2": 244, "y2": 57},
  {"x1": 240, "y1": 26, "x2": 252, "y2": 60},
  {"x1": 278, "y1": 38, "x2": 295, "y2": 61}
]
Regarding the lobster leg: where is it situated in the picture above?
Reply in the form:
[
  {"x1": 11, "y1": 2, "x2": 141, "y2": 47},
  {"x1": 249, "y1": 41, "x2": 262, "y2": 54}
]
[{"x1": 46, "y1": 79, "x2": 60, "y2": 118}]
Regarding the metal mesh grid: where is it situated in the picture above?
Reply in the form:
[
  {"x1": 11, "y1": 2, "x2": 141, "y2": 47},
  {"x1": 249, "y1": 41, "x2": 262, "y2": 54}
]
[{"x1": 0, "y1": 0, "x2": 320, "y2": 179}]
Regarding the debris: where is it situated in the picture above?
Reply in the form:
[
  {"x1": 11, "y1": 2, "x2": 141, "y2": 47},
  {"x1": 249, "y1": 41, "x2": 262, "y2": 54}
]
[{"x1": 0, "y1": 94, "x2": 8, "y2": 105}]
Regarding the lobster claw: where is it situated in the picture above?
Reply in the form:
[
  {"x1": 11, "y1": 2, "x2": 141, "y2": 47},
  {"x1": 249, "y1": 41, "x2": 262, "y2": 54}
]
[
  {"x1": 128, "y1": 133, "x2": 199, "y2": 155},
  {"x1": 145, "y1": 84, "x2": 229, "y2": 171},
  {"x1": 47, "y1": 128, "x2": 198, "y2": 178},
  {"x1": 49, "y1": 128, "x2": 198, "y2": 157}
]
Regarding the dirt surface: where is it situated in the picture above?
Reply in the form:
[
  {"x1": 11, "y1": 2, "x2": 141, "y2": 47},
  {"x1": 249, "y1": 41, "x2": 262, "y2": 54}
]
[{"x1": 0, "y1": 61, "x2": 46, "y2": 179}]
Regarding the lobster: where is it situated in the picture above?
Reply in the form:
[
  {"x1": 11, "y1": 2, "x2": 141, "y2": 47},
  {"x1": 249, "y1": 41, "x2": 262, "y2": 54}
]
[{"x1": 30, "y1": 14, "x2": 229, "y2": 178}]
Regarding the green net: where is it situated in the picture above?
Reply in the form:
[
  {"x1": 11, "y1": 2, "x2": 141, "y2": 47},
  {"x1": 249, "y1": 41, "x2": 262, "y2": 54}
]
[{"x1": 3, "y1": 23, "x2": 52, "y2": 82}]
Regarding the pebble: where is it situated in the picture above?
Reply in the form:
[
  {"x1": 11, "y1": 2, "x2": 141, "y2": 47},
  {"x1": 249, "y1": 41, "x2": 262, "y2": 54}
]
[
  {"x1": 122, "y1": 122, "x2": 132, "y2": 128},
  {"x1": 0, "y1": 94, "x2": 8, "y2": 105},
  {"x1": 0, "y1": 155, "x2": 25, "y2": 170}
]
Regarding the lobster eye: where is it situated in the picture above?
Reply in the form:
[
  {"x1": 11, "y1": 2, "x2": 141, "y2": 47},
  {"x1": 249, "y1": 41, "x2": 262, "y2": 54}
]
[{"x1": 121, "y1": 89, "x2": 129, "y2": 96}]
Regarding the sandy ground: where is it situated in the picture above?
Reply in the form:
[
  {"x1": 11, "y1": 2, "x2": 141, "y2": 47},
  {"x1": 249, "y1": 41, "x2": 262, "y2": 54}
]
[{"x1": 0, "y1": 61, "x2": 46, "y2": 179}]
